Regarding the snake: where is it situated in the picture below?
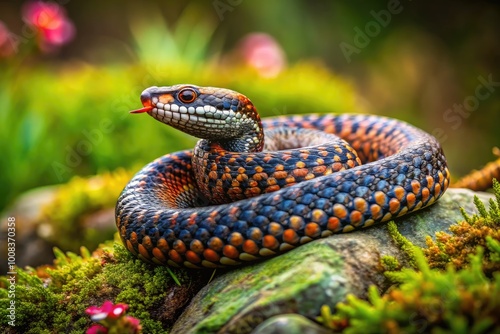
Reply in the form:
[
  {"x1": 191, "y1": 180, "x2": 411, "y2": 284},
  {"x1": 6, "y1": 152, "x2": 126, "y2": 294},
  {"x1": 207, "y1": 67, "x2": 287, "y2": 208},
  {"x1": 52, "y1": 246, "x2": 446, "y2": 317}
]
[{"x1": 115, "y1": 84, "x2": 451, "y2": 269}]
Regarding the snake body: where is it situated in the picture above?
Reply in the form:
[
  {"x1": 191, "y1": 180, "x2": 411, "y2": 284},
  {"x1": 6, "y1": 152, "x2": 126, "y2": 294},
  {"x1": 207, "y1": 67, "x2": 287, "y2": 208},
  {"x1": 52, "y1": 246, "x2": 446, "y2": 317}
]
[{"x1": 116, "y1": 85, "x2": 450, "y2": 269}]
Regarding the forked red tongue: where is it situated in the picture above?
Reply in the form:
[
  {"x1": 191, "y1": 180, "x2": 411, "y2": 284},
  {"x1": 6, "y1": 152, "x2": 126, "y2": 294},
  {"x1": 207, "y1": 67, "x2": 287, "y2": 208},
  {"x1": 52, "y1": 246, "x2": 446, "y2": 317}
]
[{"x1": 130, "y1": 106, "x2": 154, "y2": 114}]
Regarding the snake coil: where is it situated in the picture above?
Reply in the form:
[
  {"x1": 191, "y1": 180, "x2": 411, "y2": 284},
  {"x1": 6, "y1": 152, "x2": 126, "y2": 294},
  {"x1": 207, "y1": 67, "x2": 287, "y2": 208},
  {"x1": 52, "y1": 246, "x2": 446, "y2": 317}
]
[{"x1": 116, "y1": 85, "x2": 450, "y2": 269}]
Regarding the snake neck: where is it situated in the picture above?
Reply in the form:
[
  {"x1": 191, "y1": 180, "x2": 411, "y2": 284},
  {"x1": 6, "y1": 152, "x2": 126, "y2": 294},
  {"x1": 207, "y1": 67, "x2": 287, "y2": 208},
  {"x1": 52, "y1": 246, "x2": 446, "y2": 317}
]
[{"x1": 206, "y1": 122, "x2": 264, "y2": 152}]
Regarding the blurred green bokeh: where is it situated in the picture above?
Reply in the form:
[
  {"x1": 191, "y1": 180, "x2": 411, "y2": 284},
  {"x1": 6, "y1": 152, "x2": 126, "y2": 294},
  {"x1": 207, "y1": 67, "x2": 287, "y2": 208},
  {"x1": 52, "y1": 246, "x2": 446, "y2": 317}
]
[{"x1": 0, "y1": 0, "x2": 499, "y2": 211}]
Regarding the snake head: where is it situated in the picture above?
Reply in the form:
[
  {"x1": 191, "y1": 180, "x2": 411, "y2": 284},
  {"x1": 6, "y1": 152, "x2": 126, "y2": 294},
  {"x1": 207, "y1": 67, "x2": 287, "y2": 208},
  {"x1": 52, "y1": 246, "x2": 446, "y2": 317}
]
[{"x1": 131, "y1": 84, "x2": 264, "y2": 152}]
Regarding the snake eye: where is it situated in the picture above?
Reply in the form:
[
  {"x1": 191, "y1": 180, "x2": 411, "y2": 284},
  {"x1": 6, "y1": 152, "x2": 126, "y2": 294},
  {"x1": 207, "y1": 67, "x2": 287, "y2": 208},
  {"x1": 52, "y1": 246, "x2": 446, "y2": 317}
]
[{"x1": 178, "y1": 88, "x2": 197, "y2": 104}]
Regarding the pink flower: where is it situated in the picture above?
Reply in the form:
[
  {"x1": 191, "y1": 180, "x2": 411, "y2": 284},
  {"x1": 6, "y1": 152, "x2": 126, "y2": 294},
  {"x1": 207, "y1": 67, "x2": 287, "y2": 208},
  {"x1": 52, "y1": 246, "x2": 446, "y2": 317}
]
[
  {"x1": 238, "y1": 33, "x2": 286, "y2": 78},
  {"x1": 22, "y1": 1, "x2": 75, "y2": 51},
  {"x1": 86, "y1": 324, "x2": 108, "y2": 334},
  {"x1": 124, "y1": 316, "x2": 142, "y2": 334},
  {"x1": 0, "y1": 21, "x2": 18, "y2": 57},
  {"x1": 85, "y1": 300, "x2": 128, "y2": 321},
  {"x1": 85, "y1": 301, "x2": 142, "y2": 334}
]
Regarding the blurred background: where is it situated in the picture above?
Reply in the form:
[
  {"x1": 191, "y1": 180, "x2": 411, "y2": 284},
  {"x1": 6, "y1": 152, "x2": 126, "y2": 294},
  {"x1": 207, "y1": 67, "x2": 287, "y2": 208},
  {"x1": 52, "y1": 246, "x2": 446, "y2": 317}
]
[{"x1": 0, "y1": 0, "x2": 499, "y2": 262}]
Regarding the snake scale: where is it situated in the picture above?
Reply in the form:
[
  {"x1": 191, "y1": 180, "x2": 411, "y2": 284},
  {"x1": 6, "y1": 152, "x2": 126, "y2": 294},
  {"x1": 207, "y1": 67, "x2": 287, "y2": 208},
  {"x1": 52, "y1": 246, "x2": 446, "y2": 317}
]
[{"x1": 115, "y1": 84, "x2": 450, "y2": 269}]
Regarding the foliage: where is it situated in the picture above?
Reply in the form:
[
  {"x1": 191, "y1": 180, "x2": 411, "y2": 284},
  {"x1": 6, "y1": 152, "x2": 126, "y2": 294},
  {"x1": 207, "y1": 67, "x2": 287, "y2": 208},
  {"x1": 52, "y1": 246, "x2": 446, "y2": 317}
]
[
  {"x1": 317, "y1": 179, "x2": 500, "y2": 333},
  {"x1": 424, "y1": 179, "x2": 500, "y2": 276},
  {"x1": 385, "y1": 221, "x2": 418, "y2": 269},
  {"x1": 0, "y1": 239, "x2": 190, "y2": 333},
  {"x1": 130, "y1": 5, "x2": 219, "y2": 66},
  {"x1": 319, "y1": 248, "x2": 499, "y2": 334}
]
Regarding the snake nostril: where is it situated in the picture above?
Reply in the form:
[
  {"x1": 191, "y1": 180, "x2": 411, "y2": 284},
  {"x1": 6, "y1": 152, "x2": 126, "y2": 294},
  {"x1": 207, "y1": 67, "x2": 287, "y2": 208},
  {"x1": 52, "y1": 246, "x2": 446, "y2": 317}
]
[{"x1": 140, "y1": 89, "x2": 152, "y2": 106}]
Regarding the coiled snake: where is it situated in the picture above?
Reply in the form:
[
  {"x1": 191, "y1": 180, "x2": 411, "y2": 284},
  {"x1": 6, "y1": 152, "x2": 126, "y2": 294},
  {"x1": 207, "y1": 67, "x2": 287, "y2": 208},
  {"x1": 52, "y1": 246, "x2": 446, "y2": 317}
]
[{"x1": 116, "y1": 84, "x2": 450, "y2": 269}]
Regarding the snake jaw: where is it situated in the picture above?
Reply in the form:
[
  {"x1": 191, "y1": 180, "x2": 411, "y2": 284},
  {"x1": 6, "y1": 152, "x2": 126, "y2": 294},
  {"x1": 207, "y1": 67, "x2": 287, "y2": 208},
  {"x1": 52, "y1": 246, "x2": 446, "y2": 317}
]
[{"x1": 130, "y1": 88, "x2": 156, "y2": 113}]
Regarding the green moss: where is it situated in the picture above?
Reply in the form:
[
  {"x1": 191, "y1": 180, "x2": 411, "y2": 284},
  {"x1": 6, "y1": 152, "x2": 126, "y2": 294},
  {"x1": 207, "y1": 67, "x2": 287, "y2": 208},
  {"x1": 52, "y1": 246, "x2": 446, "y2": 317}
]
[
  {"x1": 0, "y1": 268, "x2": 59, "y2": 333},
  {"x1": 0, "y1": 238, "x2": 191, "y2": 333},
  {"x1": 386, "y1": 221, "x2": 418, "y2": 268},
  {"x1": 380, "y1": 255, "x2": 400, "y2": 272},
  {"x1": 101, "y1": 244, "x2": 181, "y2": 332}
]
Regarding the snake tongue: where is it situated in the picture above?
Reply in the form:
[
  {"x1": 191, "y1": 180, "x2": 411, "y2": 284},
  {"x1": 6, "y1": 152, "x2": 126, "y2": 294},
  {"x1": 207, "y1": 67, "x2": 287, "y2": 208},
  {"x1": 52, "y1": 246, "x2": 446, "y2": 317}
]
[{"x1": 130, "y1": 106, "x2": 154, "y2": 114}]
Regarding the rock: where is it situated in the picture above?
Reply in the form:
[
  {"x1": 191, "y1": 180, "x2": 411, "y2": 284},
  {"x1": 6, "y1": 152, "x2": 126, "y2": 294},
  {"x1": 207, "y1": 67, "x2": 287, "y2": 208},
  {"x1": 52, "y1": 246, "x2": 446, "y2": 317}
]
[
  {"x1": 251, "y1": 314, "x2": 332, "y2": 334},
  {"x1": 0, "y1": 185, "x2": 117, "y2": 272},
  {"x1": 170, "y1": 188, "x2": 494, "y2": 334},
  {"x1": 0, "y1": 186, "x2": 58, "y2": 272}
]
